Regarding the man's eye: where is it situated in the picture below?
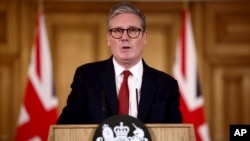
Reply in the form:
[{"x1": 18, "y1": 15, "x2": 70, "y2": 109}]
[
  {"x1": 113, "y1": 29, "x2": 123, "y2": 33},
  {"x1": 129, "y1": 28, "x2": 138, "y2": 32}
]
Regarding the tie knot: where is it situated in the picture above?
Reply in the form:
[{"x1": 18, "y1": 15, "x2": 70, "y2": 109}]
[{"x1": 123, "y1": 70, "x2": 131, "y2": 79}]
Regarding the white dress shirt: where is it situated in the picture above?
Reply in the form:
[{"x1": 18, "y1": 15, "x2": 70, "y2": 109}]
[{"x1": 113, "y1": 58, "x2": 143, "y2": 118}]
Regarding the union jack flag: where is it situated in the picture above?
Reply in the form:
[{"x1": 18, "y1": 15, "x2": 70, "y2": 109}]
[
  {"x1": 173, "y1": 9, "x2": 210, "y2": 141},
  {"x1": 15, "y1": 12, "x2": 58, "y2": 141}
]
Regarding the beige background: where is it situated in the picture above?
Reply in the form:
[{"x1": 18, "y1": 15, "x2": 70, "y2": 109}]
[{"x1": 0, "y1": 0, "x2": 250, "y2": 141}]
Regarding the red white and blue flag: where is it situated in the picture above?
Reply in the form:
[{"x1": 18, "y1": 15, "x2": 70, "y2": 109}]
[
  {"x1": 173, "y1": 9, "x2": 210, "y2": 141},
  {"x1": 15, "y1": 12, "x2": 58, "y2": 141}
]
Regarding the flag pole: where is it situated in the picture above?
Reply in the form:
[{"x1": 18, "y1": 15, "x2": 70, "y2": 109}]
[
  {"x1": 38, "y1": 0, "x2": 43, "y2": 13},
  {"x1": 183, "y1": 0, "x2": 189, "y2": 11}
]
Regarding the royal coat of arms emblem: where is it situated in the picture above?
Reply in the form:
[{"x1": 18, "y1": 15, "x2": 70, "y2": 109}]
[{"x1": 93, "y1": 115, "x2": 151, "y2": 141}]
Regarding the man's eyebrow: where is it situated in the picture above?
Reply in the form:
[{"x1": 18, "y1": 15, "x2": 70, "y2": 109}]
[{"x1": 111, "y1": 26, "x2": 141, "y2": 29}]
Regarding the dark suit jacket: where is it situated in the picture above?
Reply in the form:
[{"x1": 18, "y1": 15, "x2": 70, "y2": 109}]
[{"x1": 57, "y1": 57, "x2": 182, "y2": 124}]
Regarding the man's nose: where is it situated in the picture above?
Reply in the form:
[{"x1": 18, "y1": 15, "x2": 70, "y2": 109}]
[{"x1": 121, "y1": 30, "x2": 130, "y2": 40}]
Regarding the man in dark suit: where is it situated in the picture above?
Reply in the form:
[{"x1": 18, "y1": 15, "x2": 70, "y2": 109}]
[{"x1": 57, "y1": 2, "x2": 182, "y2": 124}]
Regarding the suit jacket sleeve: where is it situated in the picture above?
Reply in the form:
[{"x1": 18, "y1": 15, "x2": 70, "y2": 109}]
[
  {"x1": 56, "y1": 65, "x2": 89, "y2": 124},
  {"x1": 57, "y1": 58, "x2": 117, "y2": 124}
]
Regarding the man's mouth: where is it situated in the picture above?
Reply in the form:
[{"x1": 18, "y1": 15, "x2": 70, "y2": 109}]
[{"x1": 122, "y1": 46, "x2": 131, "y2": 49}]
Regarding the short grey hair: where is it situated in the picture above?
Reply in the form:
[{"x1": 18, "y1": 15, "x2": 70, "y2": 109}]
[{"x1": 107, "y1": 2, "x2": 146, "y2": 31}]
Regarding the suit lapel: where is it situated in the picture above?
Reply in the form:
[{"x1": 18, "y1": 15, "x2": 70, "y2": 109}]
[
  {"x1": 137, "y1": 61, "x2": 156, "y2": 122},
  {"x1": 99, "y1": 58, "x2": 157, "y2": 121},
  {"x1": 99, "y1": 57, "x2": 118, "y2": 115}
]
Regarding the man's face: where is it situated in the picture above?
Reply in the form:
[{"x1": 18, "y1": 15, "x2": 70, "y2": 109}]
[{"x1": 107, "y1": 13, "x2": 147, "y2": 68}]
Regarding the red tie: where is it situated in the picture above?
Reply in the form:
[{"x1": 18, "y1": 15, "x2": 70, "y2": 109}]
[{"x1": 118, "y1": 70, "x2": 131, "y2": 115}]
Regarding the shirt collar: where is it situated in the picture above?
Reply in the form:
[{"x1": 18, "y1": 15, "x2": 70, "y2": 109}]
[{"x1": 113, "y1": 57, "x2": 143, "y2": 79}]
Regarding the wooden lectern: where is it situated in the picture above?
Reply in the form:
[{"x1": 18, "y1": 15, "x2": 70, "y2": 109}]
[{"x1": 48, "y1": 124, "x2": 195, "y2": 141}]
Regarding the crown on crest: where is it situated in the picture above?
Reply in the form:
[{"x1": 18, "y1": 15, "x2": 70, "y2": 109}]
[{"x1": 114, "y1": 122, "x2": 130, "y2": 137}]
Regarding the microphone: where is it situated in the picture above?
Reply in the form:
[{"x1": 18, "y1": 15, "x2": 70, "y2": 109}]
[{"x1": 136, "y1": 88, "x2": 139, "y2": 113}]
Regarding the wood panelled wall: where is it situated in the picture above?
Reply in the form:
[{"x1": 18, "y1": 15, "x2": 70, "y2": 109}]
[{"x1": 0, "y1": 0, "x2": 249, "y2": 141}]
